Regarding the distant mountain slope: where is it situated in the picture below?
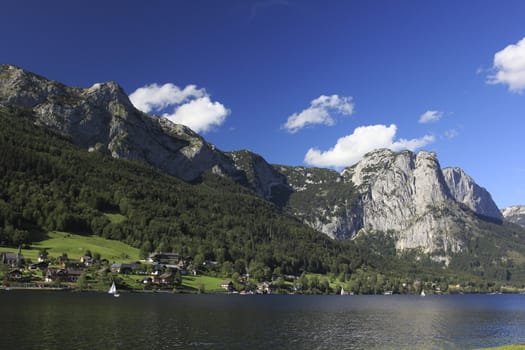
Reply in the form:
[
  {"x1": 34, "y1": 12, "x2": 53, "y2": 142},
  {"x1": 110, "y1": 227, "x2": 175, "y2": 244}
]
[
  {"x1": 275, "y1": 165, "x2": 360, "y2": 239},
  {"x1": 502, "y1": 205, "x2": 525, "y2": 227}
]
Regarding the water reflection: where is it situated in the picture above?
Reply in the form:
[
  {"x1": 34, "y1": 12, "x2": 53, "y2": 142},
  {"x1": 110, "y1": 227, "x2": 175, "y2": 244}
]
[{"x1": 1, "y1": 293, "x2": 525, "y2": 349}]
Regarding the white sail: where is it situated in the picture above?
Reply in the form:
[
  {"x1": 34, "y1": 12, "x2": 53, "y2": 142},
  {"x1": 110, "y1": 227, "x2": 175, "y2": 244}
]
[{"x1": 108, "y1": 282, "x2": 119, "y2": 297}]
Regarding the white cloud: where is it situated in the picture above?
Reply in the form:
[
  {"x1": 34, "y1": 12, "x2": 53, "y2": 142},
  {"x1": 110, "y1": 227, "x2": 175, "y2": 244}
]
[
  {"x1": 129, "y1": 83, "x2": 229, "y2": 133},
  {"x1": 164, "y1": 97, "x2": 230, "y2": 133},
  {"x1": 304, "y1": 124, "x2": 435, "y2": 168},
  {"x1": 129, "y1": 83, "x2": 205, "y2": 113},
  {"x1": 283, "y1": 94, "x2": 354, "y2": 133},
  {"x1": 487, "y1": 37, "x2": 525, "y2": 92},
  {"x1": 418, "y1": 110, "x2": 443, "y2": 124}
]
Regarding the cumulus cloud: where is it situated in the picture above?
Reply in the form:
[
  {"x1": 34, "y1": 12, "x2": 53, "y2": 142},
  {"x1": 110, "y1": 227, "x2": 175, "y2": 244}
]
[
  {"x1": 304, "y1": 124, "x2": 435, "y2": 168},
  {"x1": 487, "y1": 36, "x2": 525, "y2": 92},
  {"x1": 418, "y1": 110, "x2": 443, "y2": 124},
  {"x1": 283, "y1": 94, "x2": 354, "y2": 133},
  {"x1": 164, "y1": 97, "x2": 229, "y2": 133},
  {"x1": 129, "y1": 83, "x2": 229, "y2": 133}
]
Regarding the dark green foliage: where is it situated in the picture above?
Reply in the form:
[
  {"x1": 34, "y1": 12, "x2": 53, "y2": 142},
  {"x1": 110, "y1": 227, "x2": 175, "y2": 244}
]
[
  {"x1": 0, "y1": 106, "x2": 344, "y2": 275},
  {"x1": 2, "y1": 105, "x2": 525, "y2": 290}
]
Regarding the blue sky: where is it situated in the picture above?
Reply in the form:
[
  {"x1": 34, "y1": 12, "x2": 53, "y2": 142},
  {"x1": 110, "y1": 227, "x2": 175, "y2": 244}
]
[{"x1": 2, "y1": 0, "x2": 525, "y2": 208}]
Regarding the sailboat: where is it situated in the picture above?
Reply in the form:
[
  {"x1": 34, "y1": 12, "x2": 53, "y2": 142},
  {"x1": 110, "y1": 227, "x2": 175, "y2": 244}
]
[
  {"x1": 340, "y1": 287, "x2": 348, "y2": 296},
  {"x1": 420, "y1": 289, "x2": 426, "y2": 297},
  {"x1": 108, "y1": 282, "x2": 120, "y2": 297}
]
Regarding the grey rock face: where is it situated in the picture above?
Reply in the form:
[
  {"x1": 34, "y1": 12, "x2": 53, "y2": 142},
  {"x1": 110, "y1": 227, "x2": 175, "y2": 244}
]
[
  {"x1": 443, "y1": 167, "x2": 503, "y2": 221},
  {"x1": 502, "y1": 205, "x2": 525, "y2": 227},
  {"x1": 0, "y1": 64, "x2": 241, "y2": 182},
  {"x1": 227, "y1": 150, "x2": 291, "y2": 203},
  {"x1": 342, "y1": 149, "x2": 465, "y2": 254}
]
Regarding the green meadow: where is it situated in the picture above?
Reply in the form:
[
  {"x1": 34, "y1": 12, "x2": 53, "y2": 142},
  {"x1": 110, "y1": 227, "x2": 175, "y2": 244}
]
[{"x1": 2, "y1": 231, "x2": 140, "y2": 263}]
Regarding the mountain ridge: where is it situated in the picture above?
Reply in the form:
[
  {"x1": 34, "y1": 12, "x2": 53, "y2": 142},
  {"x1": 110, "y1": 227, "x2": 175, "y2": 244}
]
[{"x1": 0, "y1": 65, "x2": 511, "y2": 260}]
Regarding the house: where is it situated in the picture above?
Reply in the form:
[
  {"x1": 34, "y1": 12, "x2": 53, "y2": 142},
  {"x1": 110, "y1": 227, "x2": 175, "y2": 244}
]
[
  {"x1": 221, "y1": 281, "x2": 234, "y2": 292},
  {"x1": 257, "y1": 282, "x2": 272, "y2": 294},
  {"x1": 45, "y1": 268, "x2": 85, "y2": 282},
  {"x1": 148, "y1": 252, "x2": 180, "y2": 265},
  {"x1": 45, "y1": 268, "x2": 67, "y2": 282},
  {"x1": 65, "y1": 268, "x2": 85, "y2": 282},
  {"x1": 110, "y1": 262, "x2": 140, "y2": 274},
  {"x1": 28, "y1": 261, "x2": 49, "y2": 270},
  {"x1": 7, "y1": 269, "x2": 23, "y2": 281},
  {"x1": 80, "y1": 256, "x2": 93, "y2": 266}
]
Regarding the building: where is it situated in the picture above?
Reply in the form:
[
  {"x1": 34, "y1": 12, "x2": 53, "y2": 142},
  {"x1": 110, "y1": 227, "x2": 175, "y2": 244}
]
[
  {"x1": 110, "y1": 262, "x2": 140, "y2": 274},
  {"x1": 0, "y1": 247, "x2": 24, "y2": 267},
  {"x1": 148, "y1": 252, "x2": 180, "y2": 265}
]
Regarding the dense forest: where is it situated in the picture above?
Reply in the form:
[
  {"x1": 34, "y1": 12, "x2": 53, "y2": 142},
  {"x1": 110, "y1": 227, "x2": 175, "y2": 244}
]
[{"x1": 1, "y1": 105, "x2": 524, "y2": 291}]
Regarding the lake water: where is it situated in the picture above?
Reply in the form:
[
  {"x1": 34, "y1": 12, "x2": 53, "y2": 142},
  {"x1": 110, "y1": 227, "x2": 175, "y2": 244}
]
[{"x1": 1, "y1": 292, "x2": 525, "y2": 349}]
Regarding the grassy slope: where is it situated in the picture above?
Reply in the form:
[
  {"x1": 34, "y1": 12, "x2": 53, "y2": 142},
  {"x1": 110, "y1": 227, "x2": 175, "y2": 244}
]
[
  {"x1": 1, "y1": 231, "x2": 140, "y2": 262},
  {"x1": 182, "y1": 275, "x2": 226, "y2": 293}
]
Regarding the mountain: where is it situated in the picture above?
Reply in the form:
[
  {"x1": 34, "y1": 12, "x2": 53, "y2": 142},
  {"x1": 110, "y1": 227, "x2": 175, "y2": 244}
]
[
  {"x1": 275, "y1": 165, "x2": 360, "y2": 239},
  {"x1": 0, "y1": 64, "x2": 243, "y2": 183},
  {"x1": 3, "y1": 64, "x2": 525, "y2": 288},
  {"x1": 443, "y1": 167, "x2": 502, "y2": 221},
  {"x1": 273, "y1": 148, "x2": 504, "y2": 259},
  {"x1": 502, "y1": 205, "x2": 525, "y2": 227},
  {"x1": 1, "y1": 64, "x2": 522, "y2": 266},
  {"x1": 227, "y1": 150, "x2": 291, "y2": 205}
]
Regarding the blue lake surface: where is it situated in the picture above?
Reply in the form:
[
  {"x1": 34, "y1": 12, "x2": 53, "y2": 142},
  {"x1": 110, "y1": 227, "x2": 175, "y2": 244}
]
[{"x1": 1, "y1": 292, "x2": 525, "y2": 349}]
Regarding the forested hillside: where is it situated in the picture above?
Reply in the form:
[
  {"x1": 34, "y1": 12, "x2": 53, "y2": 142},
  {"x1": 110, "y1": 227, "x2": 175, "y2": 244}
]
[
  {"x1": 0, "y1": 105, "x2": 352, "y2": 276},
  {"x1": 2, "y1": 104, "x2": 525, "y2": 290}
]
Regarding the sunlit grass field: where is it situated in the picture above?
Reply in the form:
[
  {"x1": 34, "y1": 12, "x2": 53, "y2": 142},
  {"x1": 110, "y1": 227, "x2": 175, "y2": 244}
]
[{"x1": 1, "y1": 231, "x2": 140, "y2": 263}]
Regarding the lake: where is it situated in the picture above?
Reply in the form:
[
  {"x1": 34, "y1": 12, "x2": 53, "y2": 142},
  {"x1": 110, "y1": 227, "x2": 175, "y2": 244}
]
[{"x1": 1, "y1": 292, "x2": 525, "y2": 349}]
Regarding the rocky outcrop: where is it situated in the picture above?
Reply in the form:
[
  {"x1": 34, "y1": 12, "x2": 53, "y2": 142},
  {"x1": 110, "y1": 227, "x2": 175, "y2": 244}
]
[
  {"x1": 275, "y1": 165, "x2": 361, "y2": 239},
  {"x1": 341, "y1": 149, "x2": 466, "y2": 255},
  {"x1": 443, "y1": 167, "x2": 502, "y2": 221},
  {"x1": 227, "y1": 150, "x2": 291, "y2": 204},
  {"x1": 0, "y1": 64, "x2": 243, "y2": 182},
  {"x1": 502, "y1": 205, "x2": 525, "y2": 227}
]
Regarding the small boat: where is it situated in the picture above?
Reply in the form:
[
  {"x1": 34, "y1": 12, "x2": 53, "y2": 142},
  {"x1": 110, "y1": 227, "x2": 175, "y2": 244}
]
[
  {"x1": 108, "y1": 282, "x2": 120, "y2": 297},
  {"x1": 420, "y1": 289, "x2": 426, "y2": 297},
  {"x1": 340, "y1": 287, "x2": 348, "y2": 296}
]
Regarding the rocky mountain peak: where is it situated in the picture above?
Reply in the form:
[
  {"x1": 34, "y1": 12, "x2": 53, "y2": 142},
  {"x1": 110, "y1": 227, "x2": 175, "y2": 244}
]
[
  {"x1": 340, "y1": 149, "x2": 462, "y2": 254},
  {"x1": 443, "y1": 167, "x2": 502, "y2": 221},
  {"x1": 502, "y1": 205, "x2": 525, "y2": 227},
  {"x1": 0, "y1": 65, "x2": 243, "y2": 183}
]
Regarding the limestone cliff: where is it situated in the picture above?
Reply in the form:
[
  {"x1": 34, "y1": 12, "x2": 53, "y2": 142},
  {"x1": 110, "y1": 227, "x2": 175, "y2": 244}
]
[
  {"x1": 0, "y1": 64, "x2": 242, "y2": 182},
  {"x1": 443, "y1": 167, "x2": 502, "y2": 221},
  {"x1": 341, "y1": 149, "x2": 467, "y2": 255}
]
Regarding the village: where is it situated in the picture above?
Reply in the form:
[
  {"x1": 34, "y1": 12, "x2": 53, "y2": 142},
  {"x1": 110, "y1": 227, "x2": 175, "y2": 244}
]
[{"x1": 0, "y1": 248, "x2": 280, "y2": 294}]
